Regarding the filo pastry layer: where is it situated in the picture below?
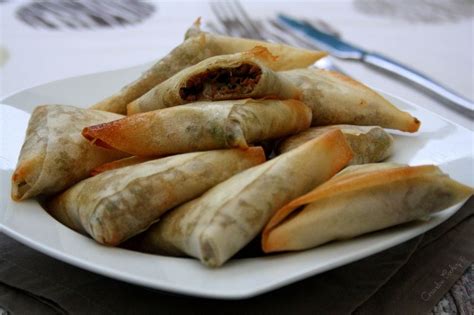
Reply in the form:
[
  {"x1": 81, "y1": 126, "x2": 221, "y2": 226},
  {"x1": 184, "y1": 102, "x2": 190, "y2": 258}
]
[
  {"x1": 47, "y1": 148, "x2": 265, "y2": 246},
  {"x1": 282, "y1": 68, "x2": 420, "y2": 132},
  {"x1": 11, "y1": 105, "x2": 128, "y2": 201},
  {"x1": 136, "y1": 129, "x2": 353, "y2": 267},
  {"x1": 277, "y1": 125, "x2": 394, "y2": 165},
  {"x1": 90, "y1": 19, "x2": 326, "y2": 114},
  {"x1": 262, "y1": 163, "x2": 473, "y2": 253},
  {"x1": 83, "y1": 99, "x2": 312, "y2": 156},
  {"x1": 90, "y1": 156, "x2": 156, "y2": 176},
  {"x1": 127, "y1": 47, "x2": 302, "y2": 114}
]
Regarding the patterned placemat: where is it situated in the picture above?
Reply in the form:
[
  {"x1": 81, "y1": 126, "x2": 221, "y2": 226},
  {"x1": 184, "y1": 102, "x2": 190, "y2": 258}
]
[{"x1": 15, "y1": 0, "x2": 155, "y2": 29}]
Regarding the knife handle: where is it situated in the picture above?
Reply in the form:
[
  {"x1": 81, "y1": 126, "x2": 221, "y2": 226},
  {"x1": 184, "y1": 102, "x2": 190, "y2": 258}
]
[{"x1": 362, "y1": 52, "x2": 474, "y2": 114}]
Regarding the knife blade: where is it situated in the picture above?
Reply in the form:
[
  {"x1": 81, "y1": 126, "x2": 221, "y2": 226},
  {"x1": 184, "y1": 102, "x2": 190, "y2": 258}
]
[{"x1": 278, "y1": 14, "x2": 474, "y2": 114}]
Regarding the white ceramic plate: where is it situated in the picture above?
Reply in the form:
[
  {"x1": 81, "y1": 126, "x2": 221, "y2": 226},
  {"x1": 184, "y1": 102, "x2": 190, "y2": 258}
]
[{"x1": 1, "y1": 64, "x2": 473, "y2": 299}]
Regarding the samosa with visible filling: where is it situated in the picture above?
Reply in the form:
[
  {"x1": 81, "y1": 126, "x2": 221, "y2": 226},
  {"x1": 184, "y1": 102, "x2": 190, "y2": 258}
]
[
  {"x1": 127, "y1": 47, "x2": 301, "y2": 114},
  {"x1": 90, "y1": 19, "x2": 326, "y2": 114}
]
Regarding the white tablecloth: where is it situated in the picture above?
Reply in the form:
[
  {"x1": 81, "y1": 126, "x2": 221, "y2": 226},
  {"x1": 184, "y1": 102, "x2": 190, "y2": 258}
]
[{"x1": 1, "y1": 0, "x2": 473, "y2": 129}]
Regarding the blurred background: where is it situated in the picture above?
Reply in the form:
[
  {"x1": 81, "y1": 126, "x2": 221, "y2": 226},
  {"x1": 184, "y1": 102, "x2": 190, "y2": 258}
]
[{"x1": 1, "y1": 0, "x2": 473, "y2": 127}]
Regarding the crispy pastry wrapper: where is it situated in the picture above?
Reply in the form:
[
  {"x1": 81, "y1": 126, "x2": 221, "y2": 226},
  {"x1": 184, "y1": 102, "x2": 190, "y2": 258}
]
[
  {"x1": 90, "y1": 156, "x2": 156, "y2": 176},
  {"x1": 136, "y1": 129, "x2": 353, "y2": 267},
  {"x1": 90, "y1": 19, "x2": 326, "y2": 114},
  {"x1": 277, "y1": 125, "x2": 394, "y2": 165},
  {"x1": 11, "y1": 105, "x2": 128, "y2": 201},
  {"x1": 83, "y1": 99, "x2": 312, "y2": 156},
  {"x1": 47, "y1": 147, "x2": 265, "y2": 246},
  {"x1": 127, "y1": 47, "x2": 302, "y2": 114},
  {"x1": 262, "y1": 163, "x2": 474, "y2": 253},
  {"x1": 282, "y1": 68, "x2": 421, "y2": 132}
]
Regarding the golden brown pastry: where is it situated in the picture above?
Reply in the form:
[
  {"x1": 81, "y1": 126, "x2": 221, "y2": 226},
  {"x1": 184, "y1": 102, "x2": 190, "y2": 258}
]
[
  {"x1": 90, "y1": 156, "x2": 155, "y2": 176},
  {"x1": 83, "y1": 99, "x2": 312, "y2": 156},
  {"x1": 282, "y1": 68, "x2": 420, "y2": 132},
  {"x1": 277, "y1": 125, "x2": 393, "y2": 165},
  {"x1": 11, "y1": 105, "x2": 128, "y2": 201},
  {"x1": 90, "y1": 20, "x2": 326, "y2": 114},
  {"x1": 47, "y1": 148, "x2": 265, "y2": 245},
  {"x1": 262, "y1": 163, "x2": 473, "y2": 253},
  {"x1": 127, "y1": 47, "x2": 302, "y2": 114},
  {"x1": 136, "y1": 130, "x2": 353, "y2": 267}
]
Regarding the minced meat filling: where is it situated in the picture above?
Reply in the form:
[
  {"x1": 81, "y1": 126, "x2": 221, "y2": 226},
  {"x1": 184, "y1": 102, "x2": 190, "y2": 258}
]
[{"x1": 179, "y1": 63, "x2": 262, "y2": 101}]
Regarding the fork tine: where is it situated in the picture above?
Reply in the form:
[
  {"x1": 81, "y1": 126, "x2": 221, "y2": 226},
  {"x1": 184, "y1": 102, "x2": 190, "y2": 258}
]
[
  {"x1": 208, "y1": 2, "x2": 345, "y2": 74},
  {"x1": 264, "y1": 20, "x2": 346, "y2": 73},
  {"x1": 267, "y1": 19, "x2": 322, "y2": 50},
  {"x1": 226, "y1": 3, "x2": 254, "y2": 39},
  {"x1": 227, "y1": 2, "x2": 255, "y2": 39},
  {"x1": 263, "y1": 20, "x2": 311, "y2": 48},
  {"x1": 231, "y1": 1, "x2": 264, "y2": 40},
  {"x1": 210, "y1": 2, "x2": 229, "y2": 33},
  {"x1": 213, "y1": 1, "x2": 257, "y2": 39},
  {"x1": 210, "y1": 2, "x2": 239, "y2": 37},
  {"x1": 219, "y1": 2, "x2": 244, "y2": 37}
]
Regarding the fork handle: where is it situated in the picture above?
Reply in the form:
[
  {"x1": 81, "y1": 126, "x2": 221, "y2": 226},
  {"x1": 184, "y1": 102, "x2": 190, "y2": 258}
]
[{"x1": 362, "y1": 52, "x2": 474, "y2": 114}]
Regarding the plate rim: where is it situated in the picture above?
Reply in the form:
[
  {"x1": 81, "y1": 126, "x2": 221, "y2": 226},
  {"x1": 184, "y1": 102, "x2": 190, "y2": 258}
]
[{"x1": 0, "y1": 203, "x2": 465, "y2": 299}]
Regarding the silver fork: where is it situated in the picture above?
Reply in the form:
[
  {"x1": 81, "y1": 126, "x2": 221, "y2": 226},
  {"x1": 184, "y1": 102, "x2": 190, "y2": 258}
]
[{"x1": 208, "y1": 1, "x2": 345, "y2": 74}]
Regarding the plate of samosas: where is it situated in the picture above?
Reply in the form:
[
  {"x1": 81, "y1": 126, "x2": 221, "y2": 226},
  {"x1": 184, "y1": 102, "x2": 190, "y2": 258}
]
[{"x1": 1, "y1": 20, "x2": 473, "y2": 298}]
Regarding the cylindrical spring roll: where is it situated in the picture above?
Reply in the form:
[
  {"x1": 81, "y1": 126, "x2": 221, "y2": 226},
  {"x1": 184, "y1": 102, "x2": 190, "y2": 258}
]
[
  {"x1": 277, "y1": 125, "x2": 394, "y2": 165},
  {"x1": 11, "y1": 105, "x2": 128, "y2": 201},
  {"x1": 262, "y1": 163, "x2": 473, "y2": 253},
  {"x1": 127, "y1": 47, "x2": 302, "y2": 114},
  {"x1": 136, "y1": 130, "x2": 353, "y2": 267},
  {"x1": 281, "y1": 68, "x2": 421, "y2": 132},
  {"x1": 90, "y1": 19, "x2": 326, "y2": 114},
  {"x1": 47, "y1": 147, "x2": 265, "y2": 246},
  {"x1": 83, "y1": 99, "x2": 312, "y2": 156}
]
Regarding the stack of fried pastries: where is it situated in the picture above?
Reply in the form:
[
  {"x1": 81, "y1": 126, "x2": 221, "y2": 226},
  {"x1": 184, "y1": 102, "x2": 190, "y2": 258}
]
[{"x1": 12, "y1": 20, "x2": 472, "y2": 268}]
